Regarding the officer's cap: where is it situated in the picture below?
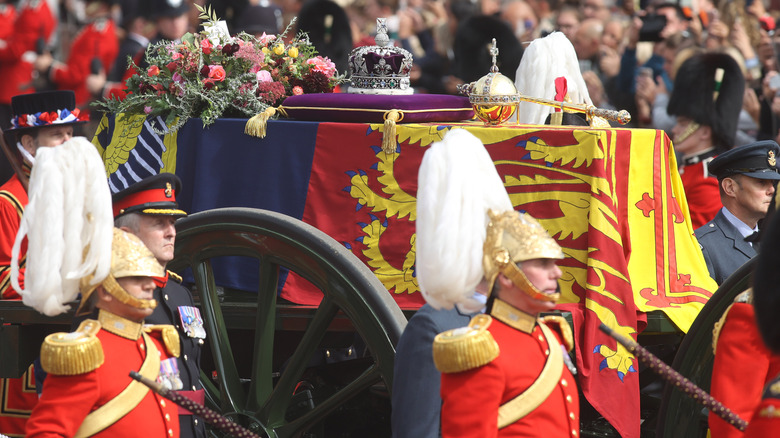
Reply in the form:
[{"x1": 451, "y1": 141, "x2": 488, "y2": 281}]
[
  {"x1": 707, "y1": 140, "x2": 780, "y2": 181},
  {"x1": 112, "y1": 173, "x2": 187, "y2": 219}
]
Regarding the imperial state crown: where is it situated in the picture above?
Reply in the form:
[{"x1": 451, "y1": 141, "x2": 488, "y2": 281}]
[{"x1": 347, "y1": 18, "x2": 414, "y2": 95}]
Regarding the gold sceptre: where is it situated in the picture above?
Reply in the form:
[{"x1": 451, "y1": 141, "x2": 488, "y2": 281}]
[{"x1": 515, "y1": 94, "x2": 632, "y2": 125}]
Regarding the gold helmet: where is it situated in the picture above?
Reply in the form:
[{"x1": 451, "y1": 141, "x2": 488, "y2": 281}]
[
  {"x1": 482, "y1": 210, "x2": 564, "y2": 302},
  {"x1": 77, "y1": 228, "x2": 164, "y2": 315}
]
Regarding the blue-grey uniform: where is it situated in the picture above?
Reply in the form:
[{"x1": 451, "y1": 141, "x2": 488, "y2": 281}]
[
  {"x1": 391, "y1": 304, "x2": 476, "y2": 438},
  {"x1": 695, "y1": 140, "x2": 780, "y2": 284}
]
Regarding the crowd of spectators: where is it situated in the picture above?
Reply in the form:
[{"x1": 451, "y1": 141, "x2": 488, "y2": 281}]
[{"x1": 4, "y1": 0, "x2": 780, "y2": 142}]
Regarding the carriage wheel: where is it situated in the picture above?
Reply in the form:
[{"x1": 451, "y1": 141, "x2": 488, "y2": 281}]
[
  {"x1": 655, "y1": 258, "x2": 755, "y2": 437},
  {"x1": 168, "y1": 208, "x2": 407, "y2": 437}
]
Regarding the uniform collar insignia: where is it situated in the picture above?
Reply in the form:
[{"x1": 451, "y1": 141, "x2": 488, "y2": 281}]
[
  {"x1": 99, "y1": 309, "x2": 144, "y2": 340},
  {"x1": 489, "y1": 299, "x2": 537, "y2": 334}
]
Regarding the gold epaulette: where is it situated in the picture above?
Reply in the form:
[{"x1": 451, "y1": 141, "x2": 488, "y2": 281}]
[
  {"x1": 712, "y1": 289, "x2": 752, "y2": 355},
  {"x1": 433, "y1": 314, "x2": 499, "y2": 374},
  {"x1": 167, "y1": 270, "x2": 183, "y2": 283},
  {"x1": 143, "y1": 325, "x2": 180, "y2": 357},
  {"x1": 541, "y1": 315, "x2": 574, "y2": 352},
  {"x1": 40, "y1": 320, "x2": 104, "y2": 375}
]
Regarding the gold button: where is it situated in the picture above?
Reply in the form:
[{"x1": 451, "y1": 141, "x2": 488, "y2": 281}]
[
  {"x1": 572, "y1": 430, "x2": 577, "y2": 436},
  {"x1": 165, "y1": 413, "x2": 170, "y2": 421},
  {"x1": 198, "y1": 339, "x2": 204, "y2": 345},
  {"x1": 566, "y1": 395, "x2": 573, "y2": 403},
  {"x1": 165, "y1": 294, "x2": 169, "y2": 300},
  {"x1": 194, "y1": 419, "x2": 199, "y2": 425},
  {"x1": 140, "y1": 344, "x2": 145, "y2": 350},
  {"x1": 184, "y1": 354, "x2": 188, "y2": 360},
  {"x1": 161, "y1": 400, "x2": 166, "y2": 407},
  {"x1": 545, "y1": 349, "x2": 549, "y2": 356},
  {"x1": 561, "y1": 379, "x2": 568, "y2": 387},
  {"x1": 168, "y1": 429, "x2": 173, "y2": 437},
  {"x1": 538, "y1": 335, "x2": 544, "y2": 342},
  {"x1": 569, "y1": 412, "x2": 575, "y2": 420},
  {"x1": 192, "y1": 385, "x2": 197, "y2": 391}
]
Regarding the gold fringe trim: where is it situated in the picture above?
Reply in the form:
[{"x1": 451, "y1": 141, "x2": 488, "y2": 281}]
[
  {"x1": 541, "y1": 315, "x2": 574, "y2": 352},
  {"x1": 144, "y1": 325, "x2": 181, "y2": 357},
  {"x1": 41, "y1": 320, "x2": 104, "y2": 375},
  {"x1": 382, "y1": 110, "x2": 403, "y2": 154},
  {"x1": 244, "y1": 107, "x2": 278, "y2": 138},
  {"x1": 433, "y1": 314, "x2": 499, "y2": 373}
]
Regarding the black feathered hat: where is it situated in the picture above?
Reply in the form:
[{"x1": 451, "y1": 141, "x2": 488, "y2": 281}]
[
  {"x1": 752, "y1": 198, "x2": 780, "y2": 353},
  {"x1": 667, "y1": 52, "x2": 745, "y2": 152}
]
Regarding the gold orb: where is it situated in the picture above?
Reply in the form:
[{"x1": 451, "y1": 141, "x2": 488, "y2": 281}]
[{"x1": 468, "y1": 72, "x2": 520, "y2": 126}]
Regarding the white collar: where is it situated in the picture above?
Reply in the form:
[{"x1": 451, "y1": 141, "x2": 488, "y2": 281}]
[{"x1": 721, "y1": 207, "x2": 757, "y2": 238}]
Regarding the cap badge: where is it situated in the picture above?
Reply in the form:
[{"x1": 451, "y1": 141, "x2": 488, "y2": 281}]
[
  {"x1": 769, "y1": 151, "x2": 776, "y2": 167},
  {"x1": 165, "y1": 182, "x2": 173, "y2": 198}
]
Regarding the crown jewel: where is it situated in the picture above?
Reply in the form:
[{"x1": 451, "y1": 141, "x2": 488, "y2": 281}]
[{"x1": 347, "y1": 18, "x2": 414, "y2": 95}]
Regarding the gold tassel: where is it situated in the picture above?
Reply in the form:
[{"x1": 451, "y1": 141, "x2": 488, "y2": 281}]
[
  {"x1": 244, "y1": 107, "x2": 277, "y2": 138},
  {"x1": 41, "y1": 320, "x2": 104, "y2": 375},
  {"x1": 382, "y1": 109, "x2": 402, "y2": 154}
]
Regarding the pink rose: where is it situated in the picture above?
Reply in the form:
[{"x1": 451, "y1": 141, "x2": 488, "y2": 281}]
[
  {"x1": 208, "y1": 65, "x2": 226, "y2": 82},
  {"x1": 256, "y1": 70, "x2": 272, "y2": 82},
  {"x1": 147, "y1": 65, "x2": 160, "y2": 76},
  {"x1": 306, "y1": 57, "x2": 336, "y2": 78},
  {"x1": 200, "y1": 38, "x2": 213, "y2": 55},
  {"x1": 292, "y1": 86, "x2": 304, "y2": 95}
]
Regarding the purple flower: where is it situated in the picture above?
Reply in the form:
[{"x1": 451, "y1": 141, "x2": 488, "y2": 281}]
[{"x1": 144, "y1": 106, "x2": 152, "y2": 114}]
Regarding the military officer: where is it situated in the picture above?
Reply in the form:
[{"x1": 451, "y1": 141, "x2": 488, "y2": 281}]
[
  {"x1": 112, "y1": 173, "x2": 206, "y2": 438},
  {"x1": 25, "y1": 228, "x2": 181, "y2": 437},
  {"x1": 0, "y1": 90, "x2": 85, "y2": 437},
  {"x1": 695, "y1": 141, "x2": 780, "y2": 285},
  {"x1": 412, "y1": 129, "x2": 578, "y2": 437},
  {"x1": 668, "y1": 53, "x2": 745, "y2": 229}
]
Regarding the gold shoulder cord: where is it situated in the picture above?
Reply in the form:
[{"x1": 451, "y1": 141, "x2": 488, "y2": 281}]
[
  {"x1": 497, "y1": 323, "x2": 564, "y2": 429},
  {"x1": 74, "y1": 332, "x2": 161, "y2": 438}
]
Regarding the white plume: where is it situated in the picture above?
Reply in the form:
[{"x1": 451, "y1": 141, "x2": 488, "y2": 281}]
[
  {"x1": 11, "y1": 137, "x2": 113, "y2": 316},
  {"x1": 415, "y1": 129, "x2": 512, "y2": 311},
  {"x1": 514, "y1": 32, "x2": 593, "y2": 125}
]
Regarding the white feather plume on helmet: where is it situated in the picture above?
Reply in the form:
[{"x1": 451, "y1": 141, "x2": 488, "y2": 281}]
[
  {"x1": 514, "y1": 32, "x2": 593, "y2": 125},
  {"x1": 11, "y1": 137, "x2": 113, "y2": 316},
  {"x1": 415, "y1": 129, "x2": 512, "y2": 312}
]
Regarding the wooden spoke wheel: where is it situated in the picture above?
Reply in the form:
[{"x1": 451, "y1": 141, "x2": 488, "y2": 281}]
[
  {"x1": 655, "y1": 259, "x2": 755, "y2": 437},
  {"x1": 169, "y1": 208, "x2": 407, "y2": 437}
]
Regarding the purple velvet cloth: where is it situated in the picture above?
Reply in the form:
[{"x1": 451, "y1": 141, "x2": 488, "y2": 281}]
[{"x1": 281, "y1": 94, "x2": 474, "y2": 123}]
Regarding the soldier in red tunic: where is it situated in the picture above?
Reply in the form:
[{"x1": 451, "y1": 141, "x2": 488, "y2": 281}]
[
  {"x1": 413, "y1": 129, "x2": 579, "y2": 437},
  {"x1": 667, "y1": 52, "x2": 745, "y2": 230},
  {"x1": 34, "y1": 0, "x2": 118, "y2": 109},
  {"x1": 0, "y1": 90, "x2": 85, "y2": 438},
  {"x1": 744, "y1": 194, "x2": 780, "y2": 437},
  {"x1": 0, "y1": 0, "x2": 57, "y2": 127},
  {"x1": 25, "y1": 228, "x2": 181, "y2": 438}
]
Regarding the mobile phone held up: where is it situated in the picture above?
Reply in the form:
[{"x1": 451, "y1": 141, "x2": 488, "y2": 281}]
[{"x1": 639, "y1": 13, "x2": 667, "y2": 42}]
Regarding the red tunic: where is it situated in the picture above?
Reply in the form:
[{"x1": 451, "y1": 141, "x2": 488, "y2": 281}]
[
  {"x1": 50, "y1": 18, "x2": 118, "y2": 108},
  {"x1": 679, "y1": 160, "x2": 721, "y2": 230},
  {"x1": 0, "y1": 174, "x2": 27, "y2": 300},
  {"x1": 0, "y1": 0, "x2": 56, "y2": 104},
  {"x1": 440, "y1": 309, "x2": 579, "y2": 437},
  {"x1": 742, "y1": 374, "x2": 780, "y2": 438},
  {"x1": 0, "y1": 4, "x2": 17, "y2": 40},
  {"x1": 25, "y1": 317, "x2": 180, "y2": 438},
  {"x1": 709, "y1": 303, "x2": 780, "y2": 438}
]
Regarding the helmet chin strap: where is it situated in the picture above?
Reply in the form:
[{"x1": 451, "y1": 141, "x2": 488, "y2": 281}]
[
  {"x1": 493, "y1": 249, "x2": 560, "y2": 303},
  {"x1": 675, "y1": 121, "x2": 700, "y2": 145},
  {"x1": 102, "y1": 274, "x2": 157, "y2": 310}
]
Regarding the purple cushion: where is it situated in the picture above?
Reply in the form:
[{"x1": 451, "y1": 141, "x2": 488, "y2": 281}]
[{"x1": 280, "y1": 93, "x2": 474, "y2": 123}]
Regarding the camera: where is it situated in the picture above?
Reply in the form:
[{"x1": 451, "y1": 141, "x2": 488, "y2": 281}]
[{"x1": 639, "y1": 13, "x2": 667, "y2": 42}]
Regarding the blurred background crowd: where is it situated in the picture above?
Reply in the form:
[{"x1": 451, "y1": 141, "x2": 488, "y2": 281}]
[{"x1": 3, "y1": 0, "x2": 780, "y2": 140}]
